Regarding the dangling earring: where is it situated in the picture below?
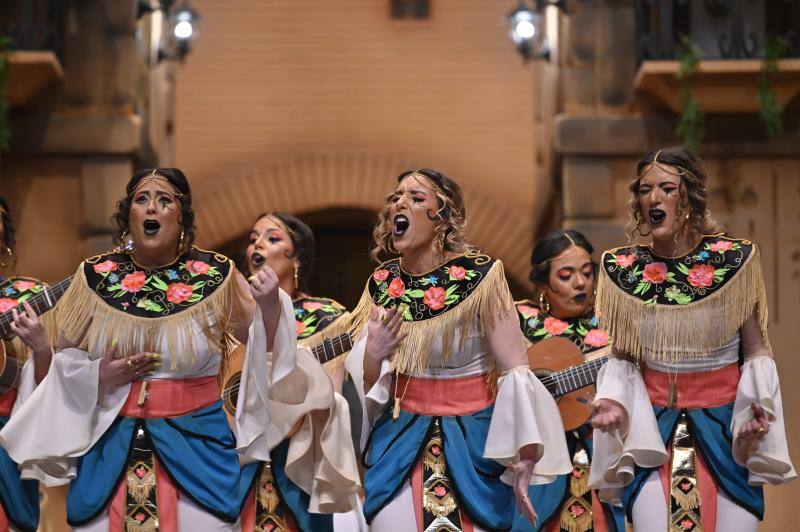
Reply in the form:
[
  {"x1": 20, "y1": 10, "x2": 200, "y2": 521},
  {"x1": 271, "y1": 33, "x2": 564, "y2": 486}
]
[
  {"x1": 538, "y1": 292, "x2": 551, "y2": 314},
  {"x1": 293, "y1": 263, "x2": 300, "y2": 292},
  {"x1": 0, "y1": 247, "x2": 12, "y2": 269},
  {"x1": 178, "y1": 229, "x2": 185, "y2": 251},
  {"x1": 434, "y1": 229, "x2": 446, "y2": 259}
]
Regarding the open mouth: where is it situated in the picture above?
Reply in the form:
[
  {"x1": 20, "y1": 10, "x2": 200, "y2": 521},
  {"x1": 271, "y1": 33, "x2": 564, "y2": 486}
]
[
  {"x1": 649, "y1": 208, "x2": 666, "y2": 226},
  {"x1": 393, "y1": 214, "x2": 410, "y2": 236},
  {"x1": 251, "y1": 252, "x2": 266, "y2": 268},
  {"x1": 573, "y1": 293, "x2": 587, "y2": 303},
  {"x1": 143, "y1": 219, "x2": 161, "y2": 236}
]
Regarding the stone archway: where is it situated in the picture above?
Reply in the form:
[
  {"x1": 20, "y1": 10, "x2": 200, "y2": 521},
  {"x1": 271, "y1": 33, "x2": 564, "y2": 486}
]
[{"x1": 193, "y1": 152, "x2": 535, "y2": 287}]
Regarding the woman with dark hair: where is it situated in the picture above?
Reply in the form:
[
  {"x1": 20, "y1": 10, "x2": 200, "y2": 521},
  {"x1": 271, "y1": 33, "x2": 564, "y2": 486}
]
[
  {"x1": 343, "y1": 168, "x2": 570, "y2": 531},
  {"x1": 0, "y1": 195, "x2": 55, "y2": 532},
  {"x1": 0, "y1": 168, "x2": 362, "y2": 530},
  {"x1": 238, "y1": 211, "x2": 361, "y2": 531},
  {"x1": 589, "y1": 148, "x2": 795, "y2": 531},
  {"x1": 513, "y1": 229, "x2": 624, "y2": 532}
]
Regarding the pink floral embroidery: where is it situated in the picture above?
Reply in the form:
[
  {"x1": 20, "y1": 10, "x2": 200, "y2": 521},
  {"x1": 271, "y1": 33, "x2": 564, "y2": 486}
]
[
  {"x1": 642, "y1": 262, "x2": 668, "y2": 284},
  {"x1": 570, "y1": 504, "x2": 586, "y2": 517},
  {"x1": 447, "y1": 265, "x2": 466, "y2": 280},
  {"x1": 516, "y1": 304, "x2": 539, "y2": 318},
  {"x1": 584, "y1": 328, "x2": 609, "y2": 348},
  {"x1": 615, "y1": 254, "x2": 636, "y2": 268},
  {"x1": 296, "y1": 320, "x2": 306, "y2": 336},
  {"x1": 185, "y1": 260, "x2": 210, "y2": 275},
  {"x1": 680, "y1": 518, "x2": 695, "y2": 530},
  {"x1": 543, "y1": 316, "x2": 569, "y2": 335},
  {"x1": 687, "y1": 264, "x2": 715, "y2": 288},
  {"x1": 434, "y1": 486, "x2": 447, "y2": 497},
  {"x1": 120, "y1": 271, "x2": 146, "y2": 293},
  {"x1": 302, "y1": 301, "x2": 323, "y2": 311},
  {"x1": 372, "y1": 269, "x2": 390, "y2": 282},
  {"x1": 0, "y1": 298, "x2": 18, "y2": 313},
  {"x1": 387, "y1": 278, "x2": 406, "y2": 299},
  {"x1": 709, "y1": 240, "x2": 733, "y2": 253},
  {"x1": 12, "y1": 280, "x2": 37, "y2": 291},
  {"x1": 423, "y1": 287, "x2": 446, "y2": 310},
  {"x1": 166, "y1": 283, "x2": 193, "y2": 303},
  {"x1": 93, "y1": 260, "x2": 117, "y2": 273}
]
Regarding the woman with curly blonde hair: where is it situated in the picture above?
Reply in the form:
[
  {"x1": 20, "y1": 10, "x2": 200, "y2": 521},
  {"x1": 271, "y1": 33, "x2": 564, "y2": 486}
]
[
  {"x1": 590, "y1": 147, "x2": 795, "y2": 531},
  {"x1": 344, "y1": 168, "x2": 571, "y2": 531}
]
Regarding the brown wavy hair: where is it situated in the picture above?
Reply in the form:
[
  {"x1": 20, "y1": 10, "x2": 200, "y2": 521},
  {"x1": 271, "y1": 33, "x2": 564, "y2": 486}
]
[
  {"x1": 628, "y1": 147, "x2": 718, "y2": 242},
  {"x1": 371, "y1": 168, "x2": 471, "y2": 262}
]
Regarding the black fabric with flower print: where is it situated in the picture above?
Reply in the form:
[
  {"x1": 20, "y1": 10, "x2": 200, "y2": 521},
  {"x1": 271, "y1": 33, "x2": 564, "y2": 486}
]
[
  {"x1": 367, "y1": 253, "x2": 496, "y2": 321},
  {"x1": 515, "y1": 299, "x2": 610, "y2": 355},
  {"x1": 293, "y1": 296, "x2": 346, "y2": 339},
  {"x1": 0, "y1": 276, "x2": 48, "y2": 315},
  {"x1": 83, "y1": 247, "x2": 231, "y2": 318},
  {"x1": 601, "y1": 234, "x2": 754, "y2": 307}
]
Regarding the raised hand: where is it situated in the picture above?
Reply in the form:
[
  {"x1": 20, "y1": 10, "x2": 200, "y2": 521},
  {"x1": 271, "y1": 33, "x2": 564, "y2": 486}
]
[
  {"x1": 249, "y1": 266, "x2": 280, "y2": 314},
  {"x1": 590, "y1": 398, "x2": 625, "y2": 432},
  {"x1": 98, "y1": 343, "x2": 160, "y2": 390},
  {"x1": 737, "y1": 402, "x2": 770, "y2": 442},
  {"x1": 364, "y1": 303, "x2": 406, "y2": 364},
  {"x1": 11, "y1": 301, "x2": 49, "y2": 354}
]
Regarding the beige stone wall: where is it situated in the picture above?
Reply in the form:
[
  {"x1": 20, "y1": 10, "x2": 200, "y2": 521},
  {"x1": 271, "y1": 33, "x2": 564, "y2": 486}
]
[{"x1": 174, "y1": 0, "x2": 547, "y2": 279}]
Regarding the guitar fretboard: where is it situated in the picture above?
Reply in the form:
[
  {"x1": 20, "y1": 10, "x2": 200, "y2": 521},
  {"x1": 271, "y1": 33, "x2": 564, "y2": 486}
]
[
  {"x1": 0, "y1": 276, "x2": 73, "y2": 340},
  {"x1": 311, "y1": 332, "x2": 354, "y2": 364},
  {"x1": 538, "y1": 355, "x2": 609, "y2": 398}
]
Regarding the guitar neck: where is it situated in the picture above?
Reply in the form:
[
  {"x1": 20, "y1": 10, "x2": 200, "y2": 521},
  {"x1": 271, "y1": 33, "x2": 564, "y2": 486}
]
[
  {"x1": 0, "y1": 276, "x2": 73, "y2": 340},
  {"x1": 310, "y1": 332, "x2": 354, "y2": 364},
  {"x1": 540, "y1": 355, "x2": 609, "y2": 398}
]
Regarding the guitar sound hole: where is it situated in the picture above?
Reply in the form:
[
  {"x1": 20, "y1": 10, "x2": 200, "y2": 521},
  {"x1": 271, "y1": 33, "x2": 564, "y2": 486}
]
[{"x1": 222, "y1": 373, "x2": 241, "y2": 416}]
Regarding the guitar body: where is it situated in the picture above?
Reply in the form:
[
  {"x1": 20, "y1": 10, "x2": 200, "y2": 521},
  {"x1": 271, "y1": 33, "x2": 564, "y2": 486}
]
[{"x1": 527, "y1": 336, "x2": 595, "y2": 431}]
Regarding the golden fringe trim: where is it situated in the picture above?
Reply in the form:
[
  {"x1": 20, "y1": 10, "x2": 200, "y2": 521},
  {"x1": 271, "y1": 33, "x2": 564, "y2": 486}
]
[
  {"x1": 672, "y1": 481, "x2": 701, "y2": 512},
  {"x1": 126, "y1": 463, "x2": 156, "y2": 505},
  {"x1": 559, "y1": 497, "x2": 593, "y2": 532},
  {"x1": 570, "y1": 467, "x2": 590, "y2": 498},
  {"x1": 54, "y1": 261, "x2": 247, "y2": 370},
  {"x1": 596, "y1": 245, "x2": 770, "y2": 363},
  {"x1": 300, "y1": 312, "x2": 353, "y2": 376},
  {"x1": 346, "y1": 260, "x2": 514, "y2": 375}
]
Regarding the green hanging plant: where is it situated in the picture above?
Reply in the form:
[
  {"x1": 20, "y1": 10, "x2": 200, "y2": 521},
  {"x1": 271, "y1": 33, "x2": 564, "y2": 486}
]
[
  {"x1": 758, "y1": 35, "x2": 789, "y2": 138},
  {"x1": 0, "y1": 36, "x2": 10, "y2": 151},
  {"x1": 675, "y1": 35, "x2": 704, "y2": 153}
]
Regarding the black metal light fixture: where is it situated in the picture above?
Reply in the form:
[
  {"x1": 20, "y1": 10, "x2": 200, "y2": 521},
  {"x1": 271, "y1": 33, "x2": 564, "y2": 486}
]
[
  {"x1": 169, "y1": 1, "x2": 200, "y2": 60},
  {"x1": 507, "y1": 0, "x2": 565, "y2": 61}
]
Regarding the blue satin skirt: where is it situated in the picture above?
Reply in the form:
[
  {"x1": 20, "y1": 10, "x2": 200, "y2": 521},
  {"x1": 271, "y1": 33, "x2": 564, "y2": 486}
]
[
  {"x1": 363, "y1": 405, "x2": 523, "y2": 530},
  {"x1": 66, "y1": 400, "x2": 259, "y2": 526},
  {"x1": 0, "y1": 414, "x2": 39, "y2": 532},
  {"x1": 622, "y1": 404, "x2": 764, "y2": 521}
]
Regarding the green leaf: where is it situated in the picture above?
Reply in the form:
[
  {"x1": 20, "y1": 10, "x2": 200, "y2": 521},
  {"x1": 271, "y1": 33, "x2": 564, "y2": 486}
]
[
  {"x1": 151, "y1": 276, "x2": 169, "y2": 290},
  {"x1": 303, "y1": 316, "x2": 317, "y2": 325},
  {"x1": 445, "y1": 284, "x2": 458, "y2": 297},
  {"x1": 106, "y1": 283, "x2": 122, "y2": 291},
  {"x1": 187, "y1": 293, "x2": 203, "y2": 303},
  {"x1": 402, "y1": 307, "x2": 413, "y2": 321},
  {"x1": 675, "y1": 263, "x2": 691, "y2": 275},
  {"x1": 533, "y1": 328, "x2": 548, "y2": 337},
  {"x1": 576, "y1": 323, "x2": 588, "y2": 336},
  {"x1": 405, "y1": 289, "x2": 425, "y2": 298},
  {"x1": 445, "y1": 295, "x2": 459, "y2": 304},
  {"x1": 633, "y1": 281, "x2": 650, "y2": 295},
  {"x1": 17, "y1": 293, "x2": 31, "y2": 303},
  {"x1": 192, "y1": 281, "x2": 206, "y2": 290}
]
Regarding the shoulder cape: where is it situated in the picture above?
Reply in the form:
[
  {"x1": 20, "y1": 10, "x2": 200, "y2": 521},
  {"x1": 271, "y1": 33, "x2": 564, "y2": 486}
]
[
  {"x1": 347, "y1": 251, "x2": 514, "y2": 374},
  {"x1": 596, "y1": 234, "x2": 769, "y2": 362},
  {"x1": 515, "y1": 300, "x2": 610, "y2": 355},
  {"x1": 0, "y1": 276, "x2": 52, "y2": 362},
  {"x1": 54, "y1": 246, "x2": 246, "y2": 369}
]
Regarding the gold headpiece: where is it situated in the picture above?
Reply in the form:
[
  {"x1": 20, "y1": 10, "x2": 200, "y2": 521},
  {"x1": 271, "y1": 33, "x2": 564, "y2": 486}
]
[
  {"x1": 638, "y1": 149, "x2": 697, "y2": 180},
  {"x1": 263, "y1": 213, "x2": 295, "y2": 238},
  {"x1": 131, "y1": 170, "x2": 182, "y2": 197},
  {"x1": 539, "y1": 233, "x2": 579, "y2": 264}
]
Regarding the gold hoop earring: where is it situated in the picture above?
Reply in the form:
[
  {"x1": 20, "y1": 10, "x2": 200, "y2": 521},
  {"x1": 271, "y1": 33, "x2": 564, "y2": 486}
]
[
  {"x1": 0, "y1": 247, "x2": 12, "y2": 269},
  {"x1": 538, "y1": 292, "x2": 551, "y2": 314},
  {"x1": 293, "y1": 264, "x2": 300, "y2": 292}
]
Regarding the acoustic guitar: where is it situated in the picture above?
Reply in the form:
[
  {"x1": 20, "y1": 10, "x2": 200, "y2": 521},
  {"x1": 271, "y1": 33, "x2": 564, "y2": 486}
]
[
  {"x1": 0, "y1": 276, "x2": 73, "y2": 393},
  {"x1": 527, "y1": 337, "x2": 610, "y2": 431},
  {"x1": 221, "y1": 331, "x2": 354, "y2": 425}
]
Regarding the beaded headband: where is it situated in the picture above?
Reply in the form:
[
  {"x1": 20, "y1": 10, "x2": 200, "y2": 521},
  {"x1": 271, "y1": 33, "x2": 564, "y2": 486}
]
[{"x1": 637, "y1": 149, "x2": 697, "y2": 180}]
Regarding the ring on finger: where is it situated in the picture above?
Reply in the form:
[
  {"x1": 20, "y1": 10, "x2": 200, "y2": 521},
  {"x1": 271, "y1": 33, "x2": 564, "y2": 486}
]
[
  {"x1": 125, "y1": 359, "x2": 135, "y2": 368},
  {"x1": 757, "y1": 426, "x2": 766, "y2": 435},
  {"x1": 521, "y1": 494, "x2": 530, "y2": 501}
]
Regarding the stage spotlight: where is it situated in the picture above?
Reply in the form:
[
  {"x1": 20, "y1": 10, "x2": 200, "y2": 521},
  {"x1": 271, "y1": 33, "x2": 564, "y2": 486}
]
[{"x1": 159, "y1": 1, "x2": 199, "y2": 62}]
